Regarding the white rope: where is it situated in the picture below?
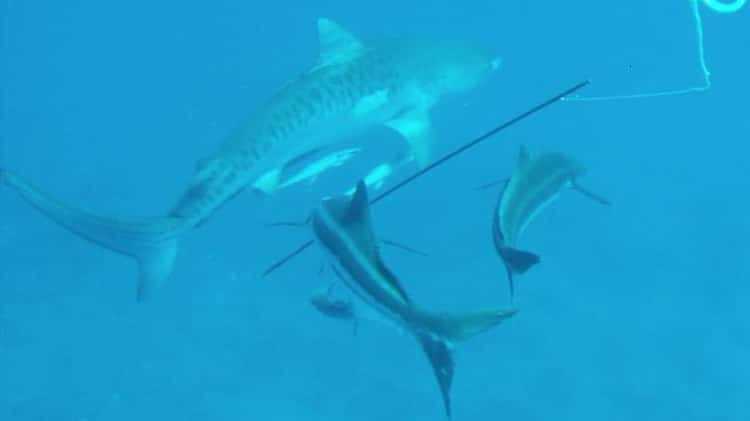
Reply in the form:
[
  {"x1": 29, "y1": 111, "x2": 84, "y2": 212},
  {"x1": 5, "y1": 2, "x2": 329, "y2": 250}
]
[{"x1": 564, "y1": 0, "x2": 745, "y2": 102}]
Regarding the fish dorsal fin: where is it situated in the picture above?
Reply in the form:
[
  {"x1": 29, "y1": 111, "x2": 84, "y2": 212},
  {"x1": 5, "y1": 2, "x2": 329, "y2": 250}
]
[
  {"x1": 316, "y1": 18, "x2": 364, "y2": 68},
  {"x1": 347, "y1": 180, "x2": 370, "y2": 224},
  {"x1": 346, "y1": 182, "x2": 411, "y2": 304},
  {"x1": 331, "y1": 181, "x2": 377, "y2": 258},
  {"x1": 518, "y1": 145, "x2": 531, "y2": 168}
]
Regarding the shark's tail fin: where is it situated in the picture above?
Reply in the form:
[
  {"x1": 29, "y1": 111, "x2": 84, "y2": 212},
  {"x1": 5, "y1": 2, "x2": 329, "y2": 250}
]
[
  {"x1": 414, "y1": 307, "x2": 516, "y2": 418},
  {"x1": 1, "y1": 169, "x2": 188, "y2": 301}
]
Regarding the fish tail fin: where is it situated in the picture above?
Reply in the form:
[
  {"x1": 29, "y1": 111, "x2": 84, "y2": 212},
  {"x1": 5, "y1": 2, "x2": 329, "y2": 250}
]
[
  {"x1": 501, "y1": 246, "x2": 540, "y2": 274},
  {"x1": 414, "y1": 307, "x2": 517, "y2": 418},
  {"x1": 415, "y1": 332, "x2": 455, "y2": 418},
  {"x1": 2, "y1": 169, "x2": 188, "y2": 301},
  {"x1": 426, "y1": 308, "x2": 518, "y2": 343}
]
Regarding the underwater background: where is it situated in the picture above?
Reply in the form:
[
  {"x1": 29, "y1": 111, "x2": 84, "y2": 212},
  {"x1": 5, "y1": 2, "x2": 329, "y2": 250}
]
[{"x1": 1, "y1": 1, "x2": 748, "y2": 420}]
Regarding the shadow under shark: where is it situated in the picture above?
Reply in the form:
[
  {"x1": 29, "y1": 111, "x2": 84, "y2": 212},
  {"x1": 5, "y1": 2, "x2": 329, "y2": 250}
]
[
  {"x1": 0, "y1": 18, "x2": 499, "y2": 301},
  {"x1": 311, "y1": 180, "x2": 517, "y2": 418}
]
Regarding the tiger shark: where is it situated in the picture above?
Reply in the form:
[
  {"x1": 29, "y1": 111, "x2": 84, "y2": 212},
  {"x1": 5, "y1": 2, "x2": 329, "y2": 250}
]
[
  {"x1": 312, "y1": 180, "x2": 517, "y2": 418},
  {"x1": 0, "y1": 18, "x2": 499, "y2": 301},
  {"x1": 491, "y1": 146, "x2": 609, "y2": 298}
]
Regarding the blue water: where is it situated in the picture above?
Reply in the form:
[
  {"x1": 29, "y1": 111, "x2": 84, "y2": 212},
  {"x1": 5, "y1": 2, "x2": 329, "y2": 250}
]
[{"x1": 1, "y1": 1, "x2": 748, "y2": 420}]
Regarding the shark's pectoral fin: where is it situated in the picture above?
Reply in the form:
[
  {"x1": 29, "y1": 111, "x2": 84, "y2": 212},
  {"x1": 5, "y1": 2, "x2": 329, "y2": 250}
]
[
  {"x1": 386, "y1": 110, "x2": 434, "y2": 168},
  {"x1": 416, "y1": 333, "x2": 455, "y2": 418},
  {"x1": 315, "y1": 18, "x2": 365, "y2": 69},
  {"x1": 572, "y1": 182, "x2": 611, "y2": 206}
]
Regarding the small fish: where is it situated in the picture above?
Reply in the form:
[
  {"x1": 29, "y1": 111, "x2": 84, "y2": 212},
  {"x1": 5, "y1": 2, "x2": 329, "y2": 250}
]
[
  {"x1": 311, "y1": 180, "x2": 516, "y2": 418},
  {"x1": 491, "y1": 146, "x2": 609, "y2": 298},
  {"x1": 310, "y1": 284, "x2": 359, "y2": 335}
]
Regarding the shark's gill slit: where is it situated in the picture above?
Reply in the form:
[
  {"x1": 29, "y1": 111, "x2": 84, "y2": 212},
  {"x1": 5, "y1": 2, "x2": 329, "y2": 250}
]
[{"x1": 565, "y1": 0, "x2": 745, "y2": 102}]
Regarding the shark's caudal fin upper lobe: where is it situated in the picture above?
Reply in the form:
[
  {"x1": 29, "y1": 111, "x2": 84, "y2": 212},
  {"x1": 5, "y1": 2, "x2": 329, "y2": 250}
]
[
  {"x1": 416, "y1": 307, "x2": 517, "y2": 418},
  {"x1": 1, "y1": 169, "x2": 188, "y2": 301}
]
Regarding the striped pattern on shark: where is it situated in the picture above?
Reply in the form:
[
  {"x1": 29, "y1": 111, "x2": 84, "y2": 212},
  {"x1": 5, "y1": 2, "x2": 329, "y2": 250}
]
[
  {"x1": 492, "y1": 146, "x2": 609, "y2": 298},
  {"x1": 312, "y1": 180, "x2": 516, "y2": 418},
  {"x1": 0, "y1": 18, "x2": 498, "y2": 301}
]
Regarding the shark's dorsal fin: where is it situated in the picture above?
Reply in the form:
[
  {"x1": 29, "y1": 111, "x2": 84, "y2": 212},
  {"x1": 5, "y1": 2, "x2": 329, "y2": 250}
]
[{"x1": 316, "y1": 18, "x2": 364, "y2": 68}]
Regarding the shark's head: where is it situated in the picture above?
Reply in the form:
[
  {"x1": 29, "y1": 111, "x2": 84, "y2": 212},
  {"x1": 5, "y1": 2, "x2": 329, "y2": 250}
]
[{"x1": 409, "y1": 40, "x2": 500, "y2": 98}]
